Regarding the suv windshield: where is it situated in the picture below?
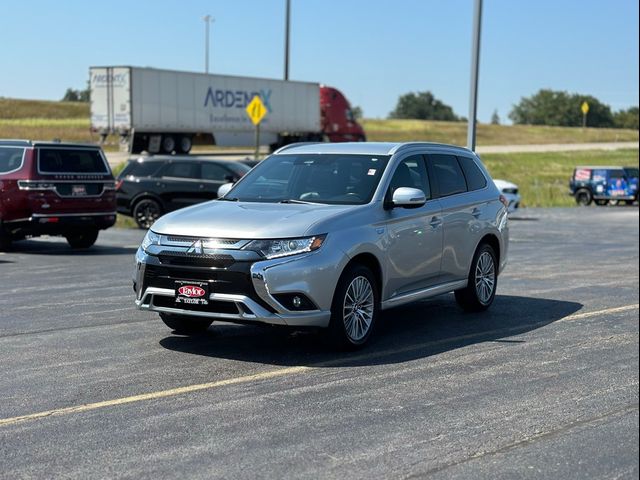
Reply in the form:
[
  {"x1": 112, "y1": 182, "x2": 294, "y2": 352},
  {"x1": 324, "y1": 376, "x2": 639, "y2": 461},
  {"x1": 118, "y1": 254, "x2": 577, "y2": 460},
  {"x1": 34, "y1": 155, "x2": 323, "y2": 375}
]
[
  {"x1": 38, "y1": 148, "x2": 108, "y2": 174},
  {"x1": 227, "y1": 154, "x2": 390, "y2": 205}
]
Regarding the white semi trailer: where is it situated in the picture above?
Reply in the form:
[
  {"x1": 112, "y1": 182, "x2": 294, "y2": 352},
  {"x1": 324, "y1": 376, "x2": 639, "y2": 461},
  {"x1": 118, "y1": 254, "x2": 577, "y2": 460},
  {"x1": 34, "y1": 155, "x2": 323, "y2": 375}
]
[{"x1": 90, "y1": 66, "x2": 365, "y2": 153}]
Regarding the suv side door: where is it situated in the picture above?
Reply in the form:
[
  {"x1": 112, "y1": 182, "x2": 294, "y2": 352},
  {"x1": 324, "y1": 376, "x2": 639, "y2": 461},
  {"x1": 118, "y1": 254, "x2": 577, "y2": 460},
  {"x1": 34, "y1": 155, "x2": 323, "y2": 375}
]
[
  {"x1": 383, "y1": 154, "x2": 443, "y2": 297},
  {"x1": 155, "y1": 160, "x2": 202, "y2": 211},
  {"x1": 426, "y1": 153, "x2": 488, "y2": 284}
]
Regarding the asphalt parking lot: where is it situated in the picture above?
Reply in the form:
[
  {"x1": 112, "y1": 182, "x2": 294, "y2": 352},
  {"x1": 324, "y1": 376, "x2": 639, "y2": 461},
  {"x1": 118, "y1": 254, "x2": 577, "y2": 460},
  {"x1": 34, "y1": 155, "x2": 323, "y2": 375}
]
[{"x1": 0, "y1": 207, "x2": 638, "y2": 479}]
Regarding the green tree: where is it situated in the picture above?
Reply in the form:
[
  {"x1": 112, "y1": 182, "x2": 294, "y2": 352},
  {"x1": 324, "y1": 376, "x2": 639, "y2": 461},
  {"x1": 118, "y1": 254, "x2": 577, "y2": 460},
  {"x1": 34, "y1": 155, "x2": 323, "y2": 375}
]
[
  {"x1": 509, "y1": 89, "x2": 614, "y2": 128},
  {"x1": 351, "y1": 105, "x2": 363, "y2": 120},
  {"x1": 613, "y1": 107, "x2": 639, "y2": 130},
  {"x1": 490, "y1": 109, "x2": 500, "y2": 125},
  {"x1": 389, "y1": 91, "x2": 459, "y2": 121},
  {"x1": 61, "y1": 81, "x2": 90, "y2": 103}
]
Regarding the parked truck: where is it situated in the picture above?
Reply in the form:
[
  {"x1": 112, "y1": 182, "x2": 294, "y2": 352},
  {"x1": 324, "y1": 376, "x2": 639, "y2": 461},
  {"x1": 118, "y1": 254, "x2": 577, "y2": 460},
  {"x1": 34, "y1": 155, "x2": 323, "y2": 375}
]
[{"x1": 90, "y1": 66, "x2": 366, "y2": 154}]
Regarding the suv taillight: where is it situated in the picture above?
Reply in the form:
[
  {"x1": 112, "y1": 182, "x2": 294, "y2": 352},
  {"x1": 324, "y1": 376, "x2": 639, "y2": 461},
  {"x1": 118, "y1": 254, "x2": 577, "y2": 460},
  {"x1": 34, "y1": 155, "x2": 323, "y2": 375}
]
[
  {"x1": 115, "y1": 180, "x2": 124, "y2": 191},
  {"x1": 499, "y1": 195, "x2": 509, "y2": 208}
]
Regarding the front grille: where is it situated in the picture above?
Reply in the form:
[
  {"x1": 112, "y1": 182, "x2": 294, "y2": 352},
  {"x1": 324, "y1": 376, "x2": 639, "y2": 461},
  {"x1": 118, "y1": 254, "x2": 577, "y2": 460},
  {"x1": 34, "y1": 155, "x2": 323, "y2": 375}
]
[
  {"x1": 157, "y1": 251, "x2": 235, "y2": 268},
  {"x1": 165, "y1": 236, "x2": 239, "y2": 245},
  {"x1": 153, "y1": 295, "x2": 239, "y2": 314}
]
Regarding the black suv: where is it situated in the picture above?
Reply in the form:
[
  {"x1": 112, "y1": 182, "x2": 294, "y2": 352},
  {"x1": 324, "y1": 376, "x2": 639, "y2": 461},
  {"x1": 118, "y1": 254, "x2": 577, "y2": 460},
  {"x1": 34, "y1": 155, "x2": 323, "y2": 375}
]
[{"x1": 116, "y1": 155, "x2": 251, "y2": 228}]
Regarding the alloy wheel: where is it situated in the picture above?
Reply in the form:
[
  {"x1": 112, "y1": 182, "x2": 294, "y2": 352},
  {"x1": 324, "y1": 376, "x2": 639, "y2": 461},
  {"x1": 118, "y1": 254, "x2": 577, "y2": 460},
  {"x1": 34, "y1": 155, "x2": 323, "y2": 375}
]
[
  {"x1": 342, "y1": 276, "x2": 374, "y2": 342},
  {"x1": 475, "y1": 251, "x2": 496, "y2": 305}
]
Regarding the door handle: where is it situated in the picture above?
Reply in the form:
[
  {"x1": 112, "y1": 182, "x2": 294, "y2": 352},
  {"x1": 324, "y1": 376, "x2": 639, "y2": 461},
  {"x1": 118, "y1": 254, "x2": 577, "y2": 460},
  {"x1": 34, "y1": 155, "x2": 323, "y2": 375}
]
[
  {"x1": 199, "y1": 184, "x2": 205, "y2": 189},
  {"x1": 472, "y1": 208, "x2": 481, "y2": 218},
  {"x1": 429, "y1": 216, "x2": 442, "y2": 229}
]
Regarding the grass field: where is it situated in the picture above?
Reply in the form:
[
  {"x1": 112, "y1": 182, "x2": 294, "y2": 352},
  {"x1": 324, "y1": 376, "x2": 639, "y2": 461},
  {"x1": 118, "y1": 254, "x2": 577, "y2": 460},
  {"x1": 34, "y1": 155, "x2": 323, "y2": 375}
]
[
  {"x1": 362, "y1": 119, "x2": 639, "y2": 145},
  {"x1": 2, "y1": 98, "x2": 638, "y2": 149}
]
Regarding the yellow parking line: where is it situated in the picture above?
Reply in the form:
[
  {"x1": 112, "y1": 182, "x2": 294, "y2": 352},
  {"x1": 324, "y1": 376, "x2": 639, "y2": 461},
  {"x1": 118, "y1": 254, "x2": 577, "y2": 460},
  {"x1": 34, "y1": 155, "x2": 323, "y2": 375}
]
[{"x1": 0, "y1": 303, "x2": 637, "y2": 428}]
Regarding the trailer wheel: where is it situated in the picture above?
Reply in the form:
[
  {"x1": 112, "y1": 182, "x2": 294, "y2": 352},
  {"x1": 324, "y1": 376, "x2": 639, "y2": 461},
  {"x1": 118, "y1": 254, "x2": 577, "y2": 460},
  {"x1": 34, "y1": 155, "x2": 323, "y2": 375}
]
[
  {"x1": 178, "y1": 136, "x2": 192, "y2": 154},
  {"x1": 161, "y1": 135, "x2": 176, "y2": 153}
]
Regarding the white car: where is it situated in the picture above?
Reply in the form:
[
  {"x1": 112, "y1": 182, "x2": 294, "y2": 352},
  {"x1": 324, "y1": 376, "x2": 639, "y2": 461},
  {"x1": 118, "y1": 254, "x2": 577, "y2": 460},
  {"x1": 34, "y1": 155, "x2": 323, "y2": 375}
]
[{"x1": 493, "y1": 179, "x2": 521, "y2": 213}]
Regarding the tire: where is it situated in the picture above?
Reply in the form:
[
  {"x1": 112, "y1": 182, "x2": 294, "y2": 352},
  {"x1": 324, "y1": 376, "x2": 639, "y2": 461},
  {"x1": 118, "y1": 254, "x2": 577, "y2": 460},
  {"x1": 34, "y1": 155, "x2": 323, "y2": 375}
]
[
  {"x1": 159, "y1": 313, "x2": 212, "y2": 335},
  {"x1": 133, "y1": 198, "x2": 163, "y2": 229},
  {"x1": 65, "y1": 229, "x2": 99, "y2": 249},
  {"x1": 575, "y1": 189, "x2": 592, "y2": 206},
  {"x1": 161, "y1": 135, "x2": 176, "y2": 154},
  {"x1": 594, "y1": 199, "x2": 608, "y2": 206},
  {"x1": 0, "y1": 231, "x2": 11, "y2": 251},
  {"x1": 326, "y1": 264, "x2": 379, "y2": 349},
  {"x1": 455, "y1": 243, "x2": 498, "y2": 312},
  {"x1": 178, "y1": 136, "x2": 192, "y2": 154}
]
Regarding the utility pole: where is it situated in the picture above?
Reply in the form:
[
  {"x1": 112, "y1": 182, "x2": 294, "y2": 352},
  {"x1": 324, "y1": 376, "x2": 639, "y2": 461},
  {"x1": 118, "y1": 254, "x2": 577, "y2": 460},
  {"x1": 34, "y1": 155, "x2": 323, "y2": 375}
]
[
  {"x1": 203, "y1": 15, "x2": 214, "y2": 74},
  {"x1": 467, "y1": 0, "x2": 483, "y2": 151},
  {"x1": 284, "y1": 0, "x2": 291, "y2": 80}
]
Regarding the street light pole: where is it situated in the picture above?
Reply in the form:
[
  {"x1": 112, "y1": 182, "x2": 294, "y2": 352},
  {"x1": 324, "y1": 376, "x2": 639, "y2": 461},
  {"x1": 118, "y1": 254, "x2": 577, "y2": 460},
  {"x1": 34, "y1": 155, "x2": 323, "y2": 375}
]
[
  {"x1": 203, "y1": 15, "x2": 214, "y2": 74},
  {"x1": 467, "y1": 0, "x2": 483, "y2": 151},
  {"x1": 284, "y1": 0, "x2": 290, "y2": 80}
]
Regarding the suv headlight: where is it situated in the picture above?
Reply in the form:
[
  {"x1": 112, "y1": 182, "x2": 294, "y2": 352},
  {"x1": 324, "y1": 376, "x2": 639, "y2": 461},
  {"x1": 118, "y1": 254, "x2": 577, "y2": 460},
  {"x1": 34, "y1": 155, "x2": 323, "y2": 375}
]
[
  {"x1": 141, "y1": 230, "x2": 161, "y2": 252},
  {"x1": 244, "y1": 235, "x2": 326, "y2": 259}
]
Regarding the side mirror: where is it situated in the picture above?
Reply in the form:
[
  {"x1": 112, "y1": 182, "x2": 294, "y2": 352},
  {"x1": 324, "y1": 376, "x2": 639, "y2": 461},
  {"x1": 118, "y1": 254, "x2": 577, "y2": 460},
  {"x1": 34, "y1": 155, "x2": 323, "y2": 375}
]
[
  {"x1": 217, "y1": 182, "x2": 234, "y2": 198},
  {"x1": 389, "y1": 187, "x2": 426, "y2": 209}
]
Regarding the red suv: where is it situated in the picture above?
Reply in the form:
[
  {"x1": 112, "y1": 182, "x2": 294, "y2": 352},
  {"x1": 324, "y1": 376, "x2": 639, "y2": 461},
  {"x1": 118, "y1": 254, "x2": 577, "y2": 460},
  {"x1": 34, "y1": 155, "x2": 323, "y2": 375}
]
[{"x1": 0, "y1": 140, "x2": 116, "y2": 250}]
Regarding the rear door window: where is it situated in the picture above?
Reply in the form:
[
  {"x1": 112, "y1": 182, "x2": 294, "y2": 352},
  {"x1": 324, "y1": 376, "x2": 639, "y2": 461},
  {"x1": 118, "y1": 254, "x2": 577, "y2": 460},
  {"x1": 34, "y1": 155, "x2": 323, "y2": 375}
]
[
  {"x1": 160, "y1": 162, "x2": 198, "y2": 179},
  {"x1": 457, "y1": 156, "x2": 487, "y2": 191},
  {"x1": 0, "y1": 147, "x2": 25, "y2": 174},
  {"x1": 120, "y1": 160, "x2": 163, "y2": 178},
  {"x1": 38, "y1": 148, "x2": 108, "y2": 173},
  {"x1": 429, "y1": 154, "x2": 467, "y2": 197}
]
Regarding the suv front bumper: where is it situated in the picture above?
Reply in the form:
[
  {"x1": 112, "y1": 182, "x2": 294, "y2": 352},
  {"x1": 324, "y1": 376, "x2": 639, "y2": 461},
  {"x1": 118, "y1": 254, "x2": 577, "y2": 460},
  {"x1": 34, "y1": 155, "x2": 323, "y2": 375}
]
[{"x1": 133, "y1": 245, "x2": 347, "y2": 328}]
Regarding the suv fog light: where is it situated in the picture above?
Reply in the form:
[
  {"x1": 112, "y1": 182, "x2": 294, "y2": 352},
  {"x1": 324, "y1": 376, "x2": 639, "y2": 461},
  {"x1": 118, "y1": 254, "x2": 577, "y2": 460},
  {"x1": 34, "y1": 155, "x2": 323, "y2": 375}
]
[{"x1": 273, "y1": 293, "x2": 317, "y2": 311}]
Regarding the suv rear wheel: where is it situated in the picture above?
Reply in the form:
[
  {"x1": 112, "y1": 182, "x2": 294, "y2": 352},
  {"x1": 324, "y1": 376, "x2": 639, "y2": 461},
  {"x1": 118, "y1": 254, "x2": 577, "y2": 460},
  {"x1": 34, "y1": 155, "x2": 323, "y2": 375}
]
[
  {"x1": 160, "y1": 313, "x2": 212, "y2": 334},
  {"x1": 133, "y1": 198, "x2": 163, "y2": 229},
  {"x1": 327, "y1": 264, "x2": 379, "y2": 349},
  {"x1": 0, "y1": 231, "x2": 12, "y2": 251},
  {"x1": 575, "y1": 189, "x2": 593, "y2": 206},
  {"x1": 65, "y1": 229, "x2": 99, "y2": 249},
  {"x1": 455, "y1": 243, "x2": 498, "y2": 312}
]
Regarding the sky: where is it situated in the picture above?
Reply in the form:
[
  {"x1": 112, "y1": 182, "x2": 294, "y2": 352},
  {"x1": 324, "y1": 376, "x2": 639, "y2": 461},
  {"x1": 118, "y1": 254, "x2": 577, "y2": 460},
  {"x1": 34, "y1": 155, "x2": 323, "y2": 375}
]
[{"x1": 0, "y1": 0, "x2": 638, "y2": 123}]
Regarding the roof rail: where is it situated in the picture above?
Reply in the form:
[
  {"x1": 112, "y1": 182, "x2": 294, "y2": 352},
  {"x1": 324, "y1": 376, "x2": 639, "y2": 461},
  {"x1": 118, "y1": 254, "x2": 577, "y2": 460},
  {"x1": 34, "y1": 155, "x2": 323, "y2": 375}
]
[
  {"x1": 0, "y1": 139, "x2": 32, "y2": 146},
  {"x1": 273, "y1": 142, "x2": 322, "y2": 154}
]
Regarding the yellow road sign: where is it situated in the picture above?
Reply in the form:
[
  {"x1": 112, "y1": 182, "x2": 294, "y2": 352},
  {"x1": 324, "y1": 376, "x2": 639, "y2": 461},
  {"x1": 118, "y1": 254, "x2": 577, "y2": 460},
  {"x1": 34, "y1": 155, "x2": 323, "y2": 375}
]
[
  {"x1": 246, "y1": 95, "x2": 268, "y2": 125},
  {"x1": 581, "y1": 101, "x2": 589, "y2": 115}
]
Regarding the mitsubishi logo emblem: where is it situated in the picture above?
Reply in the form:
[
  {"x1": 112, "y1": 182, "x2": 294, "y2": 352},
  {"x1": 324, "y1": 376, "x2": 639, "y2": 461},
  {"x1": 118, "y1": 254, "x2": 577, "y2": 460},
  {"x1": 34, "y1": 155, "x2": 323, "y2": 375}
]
[{"x1": 186, "y1": 239, "x2": 205, "y2": 254}]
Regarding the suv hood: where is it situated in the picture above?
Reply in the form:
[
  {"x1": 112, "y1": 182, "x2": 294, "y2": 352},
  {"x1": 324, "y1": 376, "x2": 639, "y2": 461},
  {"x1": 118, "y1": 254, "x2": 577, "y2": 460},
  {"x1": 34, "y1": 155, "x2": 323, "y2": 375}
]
[{"x1": 151, "y1": 201, "x2": 354, "y2": 239}]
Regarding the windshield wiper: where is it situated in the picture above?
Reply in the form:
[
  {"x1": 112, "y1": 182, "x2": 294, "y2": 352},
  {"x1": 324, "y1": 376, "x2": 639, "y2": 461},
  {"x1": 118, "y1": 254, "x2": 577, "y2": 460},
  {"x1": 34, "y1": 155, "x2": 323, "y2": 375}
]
[
  {"x1": 279, "y1": 199, "x2": 321, "y2": 205},
  {"x1": 217, "y1": 197, "x2": 239, "y2": 202}
]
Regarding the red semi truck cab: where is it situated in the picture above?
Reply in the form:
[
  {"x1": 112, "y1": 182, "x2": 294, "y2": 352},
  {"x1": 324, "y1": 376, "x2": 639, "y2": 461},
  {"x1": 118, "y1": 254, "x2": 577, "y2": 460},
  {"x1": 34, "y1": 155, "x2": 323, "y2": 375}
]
[{"x1": 319, "y1": 86, "x2": 366, "y2": 142}]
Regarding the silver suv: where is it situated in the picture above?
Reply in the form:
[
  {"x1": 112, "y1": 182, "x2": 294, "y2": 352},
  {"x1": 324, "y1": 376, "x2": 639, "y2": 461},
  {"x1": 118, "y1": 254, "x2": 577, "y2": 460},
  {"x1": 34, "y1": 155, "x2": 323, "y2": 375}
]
[{"x1": 134, "y1": 142, "x2": 509, "y2": 348}]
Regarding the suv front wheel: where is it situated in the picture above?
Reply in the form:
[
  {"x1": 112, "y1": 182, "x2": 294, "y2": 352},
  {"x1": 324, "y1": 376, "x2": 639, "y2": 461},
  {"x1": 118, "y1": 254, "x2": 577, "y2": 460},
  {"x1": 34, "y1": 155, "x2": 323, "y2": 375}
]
[
  {"x1": 327, "y1": 264, "x2": 379, "y2": 349},
  {"x1": 160, "y1": 313, "x2": 212, "y2": 335},
  {"x1": 575, "y1": 189, "x2": 593, "y2": 206}
]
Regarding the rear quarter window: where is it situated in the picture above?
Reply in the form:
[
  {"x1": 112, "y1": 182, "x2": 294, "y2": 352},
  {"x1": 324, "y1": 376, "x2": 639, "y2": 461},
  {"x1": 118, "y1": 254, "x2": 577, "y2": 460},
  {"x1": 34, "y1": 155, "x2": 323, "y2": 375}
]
[
  {"x1": 457, "y1": 156, "x2": 487, "y2": 191},
  {"x1": 0, "y1": 147, "x2": 25, "y2": 174},
  {"x1": 38, "y1": 148, "x2": 108, "y2": 173}
]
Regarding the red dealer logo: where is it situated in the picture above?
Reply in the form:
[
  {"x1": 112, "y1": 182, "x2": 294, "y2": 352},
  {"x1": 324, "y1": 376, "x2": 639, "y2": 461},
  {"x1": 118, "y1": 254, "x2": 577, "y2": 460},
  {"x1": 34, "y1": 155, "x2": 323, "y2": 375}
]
[{"x1": 178, "y1": 286, "x2": 206, "y2": 298}]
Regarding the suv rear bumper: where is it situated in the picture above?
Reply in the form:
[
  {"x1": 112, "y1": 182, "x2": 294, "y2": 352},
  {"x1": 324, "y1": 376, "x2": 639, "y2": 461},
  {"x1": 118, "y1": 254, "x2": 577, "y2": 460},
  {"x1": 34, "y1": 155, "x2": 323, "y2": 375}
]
[{"x1": 1, "y1": 212, "x2": 116, "y2": 238}]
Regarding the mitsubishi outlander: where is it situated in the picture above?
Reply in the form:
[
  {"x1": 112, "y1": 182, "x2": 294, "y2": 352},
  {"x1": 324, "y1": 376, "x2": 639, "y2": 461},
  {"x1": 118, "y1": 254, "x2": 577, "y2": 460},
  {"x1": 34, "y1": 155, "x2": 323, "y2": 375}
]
[{"x1": 134, "y1": 142, "x2": 509, "y2": 348}]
